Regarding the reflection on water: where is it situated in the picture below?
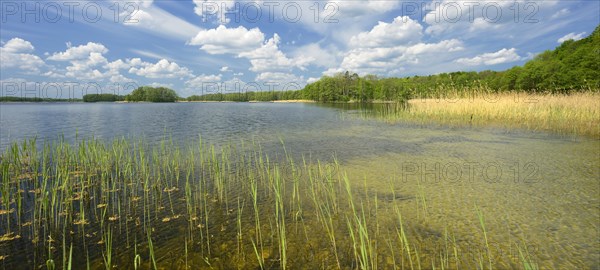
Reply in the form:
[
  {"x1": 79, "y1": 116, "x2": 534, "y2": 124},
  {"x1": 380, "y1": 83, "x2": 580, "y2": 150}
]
[{"x1": 0, "y1": 102, "x2": 598, "y2": 269}]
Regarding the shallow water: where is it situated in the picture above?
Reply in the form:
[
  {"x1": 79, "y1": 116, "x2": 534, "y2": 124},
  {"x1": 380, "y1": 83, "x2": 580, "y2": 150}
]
[{"x1": 0, "y1": 102, "x2": 598, "y2": 269}]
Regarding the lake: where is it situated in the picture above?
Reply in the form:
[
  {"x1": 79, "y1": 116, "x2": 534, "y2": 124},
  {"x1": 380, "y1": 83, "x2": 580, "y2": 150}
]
[{"x1": 0, "y1": 102, "x2": 598, "y2": 269}]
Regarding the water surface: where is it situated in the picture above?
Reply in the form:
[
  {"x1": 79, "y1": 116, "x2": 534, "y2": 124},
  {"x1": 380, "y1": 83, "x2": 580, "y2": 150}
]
[{"x1": 0, "y1": 102, "x2": 598, "y2": 269}]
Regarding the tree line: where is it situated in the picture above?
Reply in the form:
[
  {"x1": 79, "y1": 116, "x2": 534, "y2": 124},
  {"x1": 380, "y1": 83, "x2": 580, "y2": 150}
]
[
  {"x1": 124, "y1": 86, "x2": 179, "y2": 102},
  {"x1": 186, "y1": 90, "x2": 303, "y2": 102},
  {"x1": 0, "y1": 97, "x2": 81, "y2": 102},
  {"x1": 82, "y1": 93, "x2": 125, "y2": 102}
]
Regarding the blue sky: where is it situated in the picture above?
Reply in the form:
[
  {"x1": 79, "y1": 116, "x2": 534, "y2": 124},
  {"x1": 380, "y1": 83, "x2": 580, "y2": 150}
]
[{"x1": 1, "y1": 0, "x2": 598, "y2": 98}]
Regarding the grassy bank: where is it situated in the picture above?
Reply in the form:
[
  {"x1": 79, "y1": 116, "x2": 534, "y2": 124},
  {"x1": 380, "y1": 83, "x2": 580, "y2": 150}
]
[{"x1": 369, "y1": 92, "x2": 600, "y2": 138}]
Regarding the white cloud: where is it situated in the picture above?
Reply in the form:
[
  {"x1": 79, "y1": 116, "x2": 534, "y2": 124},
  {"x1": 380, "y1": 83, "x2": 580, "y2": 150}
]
[
  {"x1": 328, "y1": 16, "x2": 465, "y2": 76},
  {"x1": 557, "y1": 32, "x2": 586, "y2": 43},
  {"x1": 1, "y1": 38, "x2": 34, "y2": 53},
  {"x1": 329, "y1": 39, "x2": 464, "y2": 76},
  {"x1": 188, "y1": 25, "x2": 265, "y2": 54},
  {"x1": 551, "y1": 8, "x2": 570, "y2": 19},
  {"x1": 106, "y1": 59, "x2": 130, "y2": 70},
  {"x1": 104, "y1": 59, "x2": 136, "y2": 82},
  {"x1": 148, "y1": 82, "x2": 174, "y2": 88},
  {"x1": 0, "y1": 38, "x2": 46, "y2": 72},
  {"x1": 45, "y1": 42, "x2": 116, "y2": 80},
  {"x1": 330, "y1": 0, "x2": 400, "y2": 17},
  {"x1": 255, "y1": 72, "x2": 306, "y2": 89},
  {"x1": 185, "y1": 74, "x2": 223, "y2": 88},
  {"x1": 455, "y1": 48, "x2": 522, "y2": 66},
  {"x1": 220, "y1": 66, "x2": 230, "y2": 72},
  {"x1": 64, "y1": 52, "x2": 110, "y2": 80},
  {"x1": 349, "y1": 16, "x2": 423, "y2": 48},
  {"x1": 131, "y1": 49, "x2": 173, "y2": 61},
  {"x1": 423, "y1": 0, "x2": 558, "y2": 37},
  {"x1": 128, "y1": 58, "x2": 193, "y2": 79},
  {"x1": 48, "y1": 42, "x2": 108, "y2": 61},
  {"x1": 239, "y1": 34, "x2": 313, "y2": 72},
  {"x1": 189, "y1": 25, "x2": 314, "y2": 74},
  {"x1": 307, "y1": 77, "x2": 320, "y2": 84},
  {"x1": 291, "y1": 43, "x2": 339, "y2": 69},
  {"x1": 295, "y1": 0, "x2": 402, "y2": 43},
  {"x1": 123, "y1": 1, "x2": 201, "y2": 40},
  {"x1": 44, "y1": 42, "x2": 191, "y2": 81}
]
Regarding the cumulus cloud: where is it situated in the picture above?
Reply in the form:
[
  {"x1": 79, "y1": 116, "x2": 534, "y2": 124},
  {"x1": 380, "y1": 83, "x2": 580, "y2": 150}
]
[
  {"x1": 48, "y1": 42, "x2": 108, "y2": 61},
  {"x1": 349, "y1": 16, "x2": 423, "y2": 48},
  {"x1": 1, "y1": 38, "x2": 34, "y2": 53},
  {"x1": 329, "y1": 39, "x2": 464, "y2": 75},
  {"x1": 189, "y1": 25, "x2": 265, "y2": 54},
  {"x1": 291, "y1": 43, "x2": 339, "y2": 69},
  {"x1": 63, "y1": 52, "x2": 110, "y2": 80},
  {"x1": 239, "y1": 34, "x2": 313, "y2": 72},
  {"x1": 148, "y1": 82, "x2": 174, "y2": 88},
  {"x1": 189, "y1": 25, "x2": 314, "y2": 75},
  {"x1": 255, "y1": 72, "x2": 305, "y2": 86},
  {"x1": 0, "y1": 38, "x2": 46, "y2": 72},
  {"x1": 295, "y1": 0, "x2": 403, "y2": 43},
  {"x1": 328, "y1": 16, "x2": 465, "y2": 76},
  {"x1": 557, "y1": 32, "x2": 586, "y2": 43},
  {"x1": 185, "y1": 74, "x2": 223, "y2": 89},
  {"x1": 44, "y1": 42, "x2": 192, "y2": 81},
  {"x1": 128, "y1": 59, "x2": 193, "y2": 79},
  {"x1": 46, "y1": 42, "x2": 114, "y2": 80},
  {"x1": 455, "y1": 48, "x2": 522, "y2": 66}
]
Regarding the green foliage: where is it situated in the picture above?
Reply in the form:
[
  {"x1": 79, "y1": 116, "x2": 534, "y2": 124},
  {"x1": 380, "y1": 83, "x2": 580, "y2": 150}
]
[
  {"x1": 305, "y1": 25, "x2": 600, "y2": 100},
  {"x1": 304, "y1": 72, "x2": 414, "y2": 102},
  {"x1": 186, "y1": 90, "x2": 304, "y2": 102},
  {"x1": 82, "y1": 94, "x2": 125, "y2": 102},
  {"x1": 125, "y1": 86, "x2": 179, "y2": 102},
  {"x1": 514, "y1": 26, "x2": 600, "y2": 92},
  {"x1": 0, "y1": 96, "x2": 81, "y2": 102}
]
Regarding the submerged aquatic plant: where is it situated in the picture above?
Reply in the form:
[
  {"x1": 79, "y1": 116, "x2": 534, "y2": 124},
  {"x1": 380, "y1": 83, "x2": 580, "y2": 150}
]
[{"x1": 0, "y1": 136, "x2": 544, "y2": 269}]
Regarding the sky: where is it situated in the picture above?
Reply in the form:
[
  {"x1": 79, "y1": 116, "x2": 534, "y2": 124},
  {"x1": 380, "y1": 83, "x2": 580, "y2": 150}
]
[{"x1": 1, "y1": 0, "x2": 598, "y2": 98}]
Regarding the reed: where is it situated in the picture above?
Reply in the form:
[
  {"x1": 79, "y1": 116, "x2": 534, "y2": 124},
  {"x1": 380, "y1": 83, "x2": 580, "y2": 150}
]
[
  {"x1": 365, "y1": 91, "x2": 600, "y2": 138},
  {"x1": 0, "y1": 136, "x2": 544, "y2": 269},
  {"x1": 475, "y1": 206, "x2": 493, "y2": 270}
]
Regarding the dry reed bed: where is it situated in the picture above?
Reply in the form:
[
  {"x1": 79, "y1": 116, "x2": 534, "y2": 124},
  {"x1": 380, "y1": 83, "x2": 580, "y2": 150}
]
[{"x1": 389, "y1": 92, "x2": 599, "y2": 138}]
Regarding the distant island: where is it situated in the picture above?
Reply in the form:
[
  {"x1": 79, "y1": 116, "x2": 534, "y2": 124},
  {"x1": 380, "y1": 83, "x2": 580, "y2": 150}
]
[{"x1": 85, "y1": 86, "x2": 178, "y2": 102}]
